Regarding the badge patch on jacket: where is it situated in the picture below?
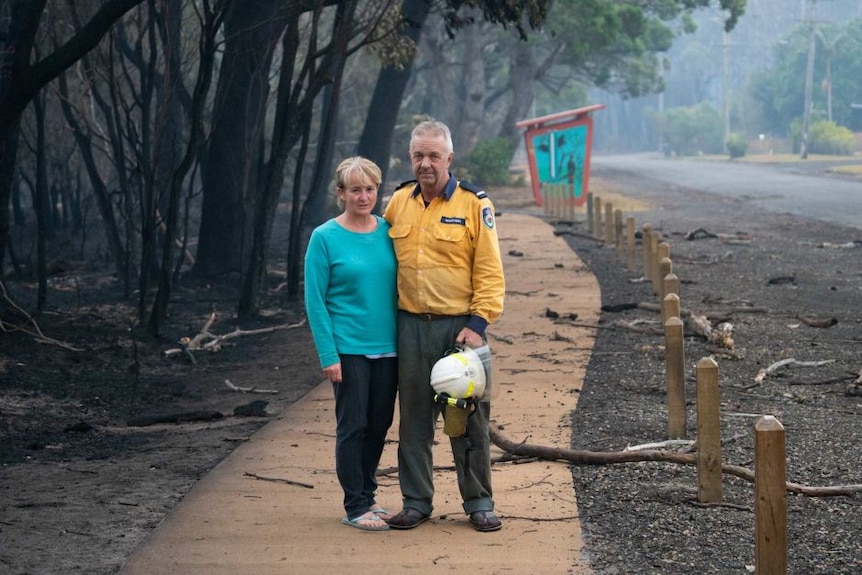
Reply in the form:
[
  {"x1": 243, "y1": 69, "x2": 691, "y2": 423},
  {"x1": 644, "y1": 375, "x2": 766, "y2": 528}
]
[
  {"x1": 440, "y1": 216, "x2": 466, "y2": 225},
  {"x1": 481, "y1": 206, "x2": 495, "y2": 229}
]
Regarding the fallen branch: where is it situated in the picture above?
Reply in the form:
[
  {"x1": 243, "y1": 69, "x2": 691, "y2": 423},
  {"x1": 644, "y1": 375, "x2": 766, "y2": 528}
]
[
  {"x1": 753, "y1": 358, "x2": 836, "y2": 384},
  {"x1": 127, "y1": 410, "x2": 224, "y2": 427},
  {"x1": 244, "y1": 472, "x2": 314, "y2": 489},
  {"x1": 489, "y1": 425, "x2": 862, "y2": 497},
  {"x1": 798, "y1": 314, "x2": 838, "y2": 328},
  {"x1": 787, "y1": 374, "x2": 856, "y2": 386},
  {"x1": 164, "y1": 315, "x2": 307, "y2": 357},
  {"x1": 637, "y1": 301, "x2": 767, "y2": 320},
  {"x1": 0, "y1": 281, "x2": 84, "y2": 352},
  {"x1": 225, "y1": 379, "x2": 279, "y2": 394},
  {"x1": 625, "y1": 439, "x2": 694, "y2": 452},
  {"x1": 683, "y1": 228, "x2": 753, "y2": 243},
  {"x1": 801, "y1": 240, "x2": 862, "y2": 249},
  {"x1": 684, "y1": 227, "x2": 718, "y2": 240},
  {"x1": 687, "y1": 313, "x2": 734, "y2": 349},
  {"x1": 613, "y1": 320, "x2": 662, "y2": 336},
  {"x1": 553, "y1": 228, "x2": 603, "y2": 242}
]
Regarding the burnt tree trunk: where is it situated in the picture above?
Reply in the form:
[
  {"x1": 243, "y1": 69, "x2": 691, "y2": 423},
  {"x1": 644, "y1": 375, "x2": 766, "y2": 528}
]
[
  {"x1": 358, "y1": 0, "x2": 431, "y2": 202},
  {"x1": 195, "y1": 1, "x2": 288, "y2": 279},
  {"x1": 147, "y1": 0, "x2": 224, "y2": 336},
  {"x1": 0, "y1": 0, "x2": 146, "y2": 274}
]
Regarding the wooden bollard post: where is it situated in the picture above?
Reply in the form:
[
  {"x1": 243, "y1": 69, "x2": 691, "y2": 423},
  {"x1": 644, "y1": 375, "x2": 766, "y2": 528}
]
[
  {"x1": 554, "y1": 184, "x2": 566, "y2": 218},
  {"x1": 646, "y1": 230, "x2": 659, "y2": 293},
  {"x1": 567, "y1": 182, "x2": 575, "y2": 221},
  {"x1": 659, "y1": 257, "x2": 672, "y2": 300},
  {"x1": 586, "y1": 193, "x2": 594, "y2": 234},
  {"x1": 614, "y1": 209, "x2": 623, "y2": 259},
  {"x1": 604, "y1": 202, "x2": 614, "y2": 244},
  {"x1": 696, "y1": 357, "x2": 722, "y2": 503},
  {"x1": 626, "y1": 217, "x2": 636, "y2": 272},
  {"x1": 656, "y1": 242, "x2": 670, "y2": 297},
  {"x1": 663, "y1": 272, "x2": 679, "y2": 301},
  {"x1": 593, "y1": 195, "x2": 603, "y2": 239},
  {"x1": 755, "y1": 416, "x2": 788, "y2": 575},
  {"x1": 539, "y1": 184, "x2": 551, "y2": 216},
  {"x1": 662, "y1": 293, "x2": 680, "y2": 326},
  {"x1": 649, "y1": 232, "x2": 661, "y2": 295},
  {"x1": 664, "y1": 316, "x2": 687, "y2": 439},
  {"x1": 641, "y1": 223, "x2": 652, "y2": 277}
]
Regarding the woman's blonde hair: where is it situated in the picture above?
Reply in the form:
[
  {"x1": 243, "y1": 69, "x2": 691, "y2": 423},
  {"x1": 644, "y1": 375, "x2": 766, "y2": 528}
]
[{"x1": 335, "y1": 156, "x2": 382, "y2": 209}]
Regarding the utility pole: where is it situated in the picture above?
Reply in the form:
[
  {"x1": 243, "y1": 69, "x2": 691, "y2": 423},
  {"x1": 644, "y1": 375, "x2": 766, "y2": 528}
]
[
  {"x1": 722, "y1": 30, "x2": 731, "y2": 151},
  {"x1": 800, "y1": 0, "x2": 817, "y2": 159}
]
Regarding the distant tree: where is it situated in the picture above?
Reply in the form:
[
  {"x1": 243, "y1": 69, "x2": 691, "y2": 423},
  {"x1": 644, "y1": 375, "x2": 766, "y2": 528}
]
[
  {"x1": 750, "y1": 19, "x2": 862, "y2": 136},
  {"x1": 650, "y1": 101, "x2": 724, "y2": 155}
]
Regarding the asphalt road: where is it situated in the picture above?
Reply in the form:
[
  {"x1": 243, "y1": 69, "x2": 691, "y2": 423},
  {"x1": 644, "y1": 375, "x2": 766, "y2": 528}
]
[{"x1": 591, "y1": 153, "x2": 862, "y2": 231}]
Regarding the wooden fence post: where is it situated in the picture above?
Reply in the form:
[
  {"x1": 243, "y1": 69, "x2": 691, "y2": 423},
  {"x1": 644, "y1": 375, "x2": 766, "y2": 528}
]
[
  {"x1": 586, "y1": 193, "x2": 594, "y2": 234},
  {"x1": 663, "y1": 272, "x2": 679, "y2": 302},
  {"x1": 662, "y1": 293, "x2": 680, "y2": 326},
  {"x1": 696, "y1": 357, "x2": 722, "y2": 503},
  {"x1": 548, "y1": 184, "x2": 560, "y2": 217},
  {"x1": 641, "y1": 223, "x2": 652, "y2": 277},
  {"x1": 626, "y1": 217, "x2": 636, "y2": 272},
  {"x1": 614, "y1": 208, "x2": 623, "y2": 259},
  {"x1": 655, "y1": 242, "x2": 670, "y2": 297},
  {"x1": 555, "y1": 184, "x2": 563, "y2": 217},
  {"x1": 659, "y1": 257, "x2": 672, "y2": 300},
  {"x1": 605, "y1": 202, "x2": 614, "y2": 244},
  {"x1": 649, "y1": 232, "x2": 661, "y2": 295},
  {"x1": 539, "y1": 183, "x2": 551, "y2": 216},
  {"x1": 755, "y1": 415, "x2": 788, "y2": 575},
  {"x1": 664, "y1": 316, "x2": 687, "y2": 439},
  {"x1": 593, "y1": 195, "x2": 603, "y2": 239}
]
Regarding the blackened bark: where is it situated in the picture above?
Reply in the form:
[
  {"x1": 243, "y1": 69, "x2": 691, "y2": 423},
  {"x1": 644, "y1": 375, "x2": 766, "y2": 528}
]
[
  {"x1": 147, "y1": 0, "x2": 225, "y2": 337},
  {"x1": 195, "y1": 1, "x2": 289, "y2": 279},
  {"x1": 147, "y1": 0, "x2": 230, "y2": 336},
  {"x1": 0, "y1": 0, "x2": 146, "y2": 272}
]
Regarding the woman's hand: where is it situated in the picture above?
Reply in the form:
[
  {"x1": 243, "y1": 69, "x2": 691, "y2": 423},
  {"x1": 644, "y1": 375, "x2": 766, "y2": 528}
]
[{"x1": 323, "y1": 362, "x2": 342, "y2": 383}]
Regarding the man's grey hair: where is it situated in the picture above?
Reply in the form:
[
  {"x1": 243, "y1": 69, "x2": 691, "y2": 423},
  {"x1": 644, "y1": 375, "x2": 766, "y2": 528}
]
[{"x1": 410, "y1": 120, "x2": 454, "y2": 153}]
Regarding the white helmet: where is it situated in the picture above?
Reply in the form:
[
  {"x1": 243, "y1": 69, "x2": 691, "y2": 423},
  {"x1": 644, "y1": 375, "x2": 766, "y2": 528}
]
[{"x1": 430, "y1": 346, "x2": 486, "y2": 400}]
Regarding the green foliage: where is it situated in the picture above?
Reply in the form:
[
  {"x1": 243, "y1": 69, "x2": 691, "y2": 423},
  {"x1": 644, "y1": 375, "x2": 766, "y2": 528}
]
[
  {"x1": 750, "y1": 19, "x2": 862, "y2": 136},
  {"x1": 544, "y1": 0, "x2": 742, "y2": 99},
  {"x1": 649, "y1": 102, "x2": 724, "y2": 156},
  {"x1": 725, "y1": 133, "x2": 747, "y2": 159},
  {"x1": 791, "y1": 120, "x2": 857, "y2": 155},
  {"x1": 465, "y1": 138, "x2": 515, "y2": 185}
]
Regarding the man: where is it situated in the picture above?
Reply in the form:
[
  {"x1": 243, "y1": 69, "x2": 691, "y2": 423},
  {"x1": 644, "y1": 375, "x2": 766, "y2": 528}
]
[{"x1": 383, "y1": 120, "x2": 506, "y2": 532}]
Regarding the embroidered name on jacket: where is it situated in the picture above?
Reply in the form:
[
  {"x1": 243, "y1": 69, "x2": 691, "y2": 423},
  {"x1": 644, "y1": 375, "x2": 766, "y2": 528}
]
[{"x1": 440, "y1": 216, "x2": 466, "y2": 225}]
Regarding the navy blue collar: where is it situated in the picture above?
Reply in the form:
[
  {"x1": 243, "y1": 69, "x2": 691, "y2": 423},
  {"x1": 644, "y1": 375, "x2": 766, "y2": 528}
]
[{"x1": 411, "y1": 173, "x2": 456, "y2": 200}]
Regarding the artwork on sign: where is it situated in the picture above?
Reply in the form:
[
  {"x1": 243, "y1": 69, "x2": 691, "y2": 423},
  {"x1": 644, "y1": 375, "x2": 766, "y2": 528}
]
[
  {"x1": 517, "y1": 104, "x2": 604, "y2": 207},
  {"x1": 531, "y1": 124, "x2": 587, "y2": 200}
]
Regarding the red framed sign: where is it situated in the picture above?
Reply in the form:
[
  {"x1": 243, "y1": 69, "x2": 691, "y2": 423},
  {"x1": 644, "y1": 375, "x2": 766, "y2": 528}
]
[{"x1": 516, "y1": 104, "x2": 605, "y2": 207}]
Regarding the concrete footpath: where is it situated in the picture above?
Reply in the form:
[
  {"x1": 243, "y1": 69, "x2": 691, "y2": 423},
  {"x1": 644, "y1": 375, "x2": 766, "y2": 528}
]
[{"x1": 121, "y1": 212, "x2": 600, "y2": 574}]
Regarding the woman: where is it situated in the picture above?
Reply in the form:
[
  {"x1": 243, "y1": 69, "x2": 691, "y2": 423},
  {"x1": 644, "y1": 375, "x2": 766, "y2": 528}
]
[{"x1": 304, "y1": 156, "x2": 398, "y2": 531}]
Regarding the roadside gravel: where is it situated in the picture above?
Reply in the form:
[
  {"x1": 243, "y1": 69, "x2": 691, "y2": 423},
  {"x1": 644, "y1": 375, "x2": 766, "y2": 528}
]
[{"x1": 564, "y1": 168, "x2": 862, "y2": 574}]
